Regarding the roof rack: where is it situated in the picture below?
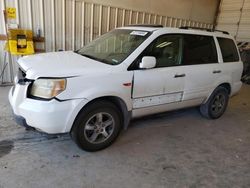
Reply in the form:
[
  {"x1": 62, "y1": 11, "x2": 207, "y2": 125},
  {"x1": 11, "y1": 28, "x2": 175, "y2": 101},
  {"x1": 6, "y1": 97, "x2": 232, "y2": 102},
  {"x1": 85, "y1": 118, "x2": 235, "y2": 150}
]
[
  {"x1": 127, "y1": 24, "x2": 163, "y2": 28},
  {"x1": 179, "y1": 26, "x2": 229, "y2": 35}
]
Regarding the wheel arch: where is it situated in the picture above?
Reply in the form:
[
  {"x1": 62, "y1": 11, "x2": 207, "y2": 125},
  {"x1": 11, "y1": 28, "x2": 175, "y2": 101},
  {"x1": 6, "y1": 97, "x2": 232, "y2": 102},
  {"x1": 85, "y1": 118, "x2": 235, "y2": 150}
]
[
  {"x1": 204, "y1": 82, "x2": 232, "y2": 103},
  {"x1": 70, "y1": 96, "x2": 131, "y2": 133},
  {"x1": 218, "y1": 83, "x2": 231, "y2": 94}
]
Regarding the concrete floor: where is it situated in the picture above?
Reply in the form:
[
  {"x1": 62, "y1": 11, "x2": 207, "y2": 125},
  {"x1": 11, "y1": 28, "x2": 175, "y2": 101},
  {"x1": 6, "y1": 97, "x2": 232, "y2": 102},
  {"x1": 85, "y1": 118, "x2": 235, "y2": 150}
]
[{"x1": 0, "y1": 85, "x2": 249, "y2": 188}]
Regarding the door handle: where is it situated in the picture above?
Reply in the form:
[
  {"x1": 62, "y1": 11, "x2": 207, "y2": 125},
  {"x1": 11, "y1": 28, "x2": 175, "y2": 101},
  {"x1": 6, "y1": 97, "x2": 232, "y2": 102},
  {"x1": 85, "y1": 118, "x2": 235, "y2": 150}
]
[
  {"x1": 213, "y1": 70, "x2": 221, "y2": 74},
  {"x1": 174, "y1": 74, "x2": 186, "y2": 78}
]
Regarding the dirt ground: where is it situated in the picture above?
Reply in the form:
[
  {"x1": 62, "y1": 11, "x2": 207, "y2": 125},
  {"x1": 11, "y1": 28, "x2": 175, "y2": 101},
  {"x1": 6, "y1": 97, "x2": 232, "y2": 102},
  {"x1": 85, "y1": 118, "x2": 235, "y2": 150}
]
[{"x1": 0, "y1": 85, "x2": 249, "y2": 188}]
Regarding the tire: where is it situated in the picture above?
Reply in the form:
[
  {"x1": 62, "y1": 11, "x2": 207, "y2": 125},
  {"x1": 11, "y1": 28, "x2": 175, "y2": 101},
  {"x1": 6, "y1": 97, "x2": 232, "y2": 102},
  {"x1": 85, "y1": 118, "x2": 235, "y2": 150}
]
[
  {"x1": 71, "y1": 101, "x2": 122, "y2": 152},
  {"x1": 200, "y1": 86, "x2": 229, "y2": 119}
]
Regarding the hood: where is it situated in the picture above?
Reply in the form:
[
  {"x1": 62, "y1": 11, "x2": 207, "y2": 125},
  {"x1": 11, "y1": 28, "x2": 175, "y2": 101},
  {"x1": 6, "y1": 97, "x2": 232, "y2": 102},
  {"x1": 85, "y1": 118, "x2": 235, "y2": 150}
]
[{"x1": 18, "y1": 51, "x2": 112, "y2": 79}]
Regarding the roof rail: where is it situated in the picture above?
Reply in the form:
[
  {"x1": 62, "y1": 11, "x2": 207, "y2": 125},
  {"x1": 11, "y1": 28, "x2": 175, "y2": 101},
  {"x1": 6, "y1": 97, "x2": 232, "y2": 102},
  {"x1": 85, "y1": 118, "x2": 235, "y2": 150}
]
[
  {"x1": 214, "y1": 29, "x2": 230, "y2": 35},
  {"x1": 127, "y1": 24, "x2": 163, "y2": 28},
  {"x1": 179, "y1": 26, "x2": 229, "y2": 35}
]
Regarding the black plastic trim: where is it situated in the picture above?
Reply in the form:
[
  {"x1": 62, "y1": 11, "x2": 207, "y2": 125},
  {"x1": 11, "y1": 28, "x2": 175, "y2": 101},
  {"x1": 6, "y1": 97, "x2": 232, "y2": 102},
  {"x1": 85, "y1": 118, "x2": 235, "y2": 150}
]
[
  {"x1": 127, "y1": 24, "x2": 163, "y2": 28},
  {"x1": 13, "y1": 112, "x2": 35, "y2": 130}
]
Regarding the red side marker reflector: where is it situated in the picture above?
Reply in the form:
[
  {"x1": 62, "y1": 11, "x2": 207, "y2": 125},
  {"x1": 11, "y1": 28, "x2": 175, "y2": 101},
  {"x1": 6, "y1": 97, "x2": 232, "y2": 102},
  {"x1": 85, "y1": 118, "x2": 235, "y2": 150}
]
[{"x1": 123, "y1": 83, "x2": 132, "y2": 87}]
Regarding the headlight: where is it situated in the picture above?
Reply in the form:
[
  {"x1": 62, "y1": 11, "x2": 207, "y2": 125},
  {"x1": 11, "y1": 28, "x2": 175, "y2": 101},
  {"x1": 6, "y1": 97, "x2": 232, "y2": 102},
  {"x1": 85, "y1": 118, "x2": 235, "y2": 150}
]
[{"x1": 30, "y1": 78, "x2": 66, "y2": 99}]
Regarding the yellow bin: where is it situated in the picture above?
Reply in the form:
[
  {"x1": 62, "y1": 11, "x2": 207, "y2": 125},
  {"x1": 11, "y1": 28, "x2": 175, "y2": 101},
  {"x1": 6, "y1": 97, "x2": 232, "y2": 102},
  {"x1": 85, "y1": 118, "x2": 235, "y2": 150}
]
[{"x1": 5, "y1": 29, "x2": 35, "y2": 55}]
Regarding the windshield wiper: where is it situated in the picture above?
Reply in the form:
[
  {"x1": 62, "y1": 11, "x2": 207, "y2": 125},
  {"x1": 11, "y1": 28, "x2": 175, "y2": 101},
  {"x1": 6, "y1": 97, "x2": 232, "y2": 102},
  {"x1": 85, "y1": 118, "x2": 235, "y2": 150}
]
[
  {"x1": 78, "y1": 53, "x2": 116, "y2": 65},
  {"x1": 79, "y1": 53, "x2": 99, "y2": 61}
]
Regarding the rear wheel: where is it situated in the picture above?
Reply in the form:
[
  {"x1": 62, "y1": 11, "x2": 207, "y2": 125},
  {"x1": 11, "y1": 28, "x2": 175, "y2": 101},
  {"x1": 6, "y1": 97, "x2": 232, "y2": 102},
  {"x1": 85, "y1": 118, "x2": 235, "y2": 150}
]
[
  {"x1": 200, "y1": 86, "x2": 229, "y2": 119},
  {"x1": 71, "y1": 101, "x2": 122, "y2": 151}
]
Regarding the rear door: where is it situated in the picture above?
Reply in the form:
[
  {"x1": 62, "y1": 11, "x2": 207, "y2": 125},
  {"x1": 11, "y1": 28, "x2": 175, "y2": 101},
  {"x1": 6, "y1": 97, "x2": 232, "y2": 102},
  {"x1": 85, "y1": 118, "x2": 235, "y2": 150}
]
[{"x1": 180, "y1": 34, "x2": 220, "y2": 101}]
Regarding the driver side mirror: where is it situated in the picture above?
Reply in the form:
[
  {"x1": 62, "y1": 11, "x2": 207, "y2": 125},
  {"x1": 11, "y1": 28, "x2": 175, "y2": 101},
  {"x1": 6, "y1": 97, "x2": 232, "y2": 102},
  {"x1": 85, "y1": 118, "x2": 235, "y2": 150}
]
[{"x1": 139, "y1": 56, "x2": 156, "y2": 69}]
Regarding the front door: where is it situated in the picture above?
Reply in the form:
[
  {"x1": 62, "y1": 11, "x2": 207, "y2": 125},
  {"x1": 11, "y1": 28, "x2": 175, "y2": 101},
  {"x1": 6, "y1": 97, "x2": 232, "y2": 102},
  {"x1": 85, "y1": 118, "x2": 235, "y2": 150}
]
[{"x1": 132, "y1": 35, "x2": 185, "y2": 111}]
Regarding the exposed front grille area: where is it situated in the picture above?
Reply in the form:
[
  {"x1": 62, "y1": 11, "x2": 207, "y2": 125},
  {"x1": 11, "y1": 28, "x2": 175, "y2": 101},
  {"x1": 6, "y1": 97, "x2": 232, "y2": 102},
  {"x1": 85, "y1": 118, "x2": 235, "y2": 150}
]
[
  {"x1": 17, "y1": 68, "x2": 26, "y2": 82},
  {"x1": 16, "y1": 68, "x2": 33, "y2": 86}
]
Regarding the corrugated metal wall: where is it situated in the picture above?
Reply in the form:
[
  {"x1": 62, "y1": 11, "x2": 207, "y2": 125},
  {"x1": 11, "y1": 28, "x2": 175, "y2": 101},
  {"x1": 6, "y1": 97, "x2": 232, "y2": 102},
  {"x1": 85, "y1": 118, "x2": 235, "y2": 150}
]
[
  {"x1": 0, "y1": 0, "x2": 214, "y2": 83},
  {"x1": 216, "y1": 0, "x2": 250, "y2": 42}
]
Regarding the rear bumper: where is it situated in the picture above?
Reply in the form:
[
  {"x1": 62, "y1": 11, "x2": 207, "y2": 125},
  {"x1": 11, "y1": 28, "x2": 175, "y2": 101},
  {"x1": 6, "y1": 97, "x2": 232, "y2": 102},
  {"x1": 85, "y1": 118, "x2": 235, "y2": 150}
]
[{"x1": 9, "y1": 84, "x2": 89, "y2": 134}]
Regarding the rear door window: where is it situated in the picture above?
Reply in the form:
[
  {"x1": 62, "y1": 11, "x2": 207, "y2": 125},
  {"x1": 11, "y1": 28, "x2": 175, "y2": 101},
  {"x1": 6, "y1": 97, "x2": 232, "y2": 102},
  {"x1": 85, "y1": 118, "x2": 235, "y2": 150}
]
[
  {"x1": 182, "y1": 34, "x2": 218, "y2": 65},
  {"x1": 217, "y1": 37, "x2": 239, "y2": 62}
]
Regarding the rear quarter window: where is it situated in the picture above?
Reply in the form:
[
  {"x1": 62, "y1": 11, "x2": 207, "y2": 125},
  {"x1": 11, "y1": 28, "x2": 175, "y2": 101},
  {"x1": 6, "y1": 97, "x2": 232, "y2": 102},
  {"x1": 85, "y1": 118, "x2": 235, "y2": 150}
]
[{"x1": 217, "y1": 37, "x2": 239, "y2": 62}]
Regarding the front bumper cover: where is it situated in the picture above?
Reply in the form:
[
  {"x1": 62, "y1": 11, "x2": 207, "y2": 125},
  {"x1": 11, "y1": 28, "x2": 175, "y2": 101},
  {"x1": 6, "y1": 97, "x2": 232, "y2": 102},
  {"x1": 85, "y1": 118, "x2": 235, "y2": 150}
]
[{"x1": 9, "y1": 85, "x2": 89, "y2": 134}]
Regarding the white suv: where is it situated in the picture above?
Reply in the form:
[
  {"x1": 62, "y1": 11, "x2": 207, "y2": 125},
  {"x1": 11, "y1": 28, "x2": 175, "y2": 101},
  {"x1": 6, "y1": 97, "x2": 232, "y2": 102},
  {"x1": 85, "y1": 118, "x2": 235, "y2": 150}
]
[{"x1": 9, "y1": 25, "x2": 243, "y2": 151}]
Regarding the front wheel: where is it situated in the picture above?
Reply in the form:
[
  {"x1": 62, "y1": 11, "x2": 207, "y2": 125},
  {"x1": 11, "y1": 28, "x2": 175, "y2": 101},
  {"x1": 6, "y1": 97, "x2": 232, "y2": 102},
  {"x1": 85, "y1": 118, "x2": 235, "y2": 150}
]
[
  {"x1": 200, "y1": 86, "x2": 229, "y2": 119},
  {"x1": 71, "y1": 101, "x2": 122, "y2": 151}
]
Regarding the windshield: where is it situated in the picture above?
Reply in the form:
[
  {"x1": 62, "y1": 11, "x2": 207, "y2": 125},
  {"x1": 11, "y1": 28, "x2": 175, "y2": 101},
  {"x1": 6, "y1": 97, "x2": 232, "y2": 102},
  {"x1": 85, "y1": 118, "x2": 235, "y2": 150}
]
[{"x1": 76, "y1": 29, "x2": 151, "y2": 65}]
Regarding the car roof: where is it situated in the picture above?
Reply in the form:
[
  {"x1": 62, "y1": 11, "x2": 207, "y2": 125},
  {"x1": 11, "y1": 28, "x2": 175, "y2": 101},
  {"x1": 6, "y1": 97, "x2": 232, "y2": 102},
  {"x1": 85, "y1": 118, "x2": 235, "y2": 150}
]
[
  {"x1": 118, "y1": 26, "x2": 161, "y2": 32},
  {"x1": 118, "y1": 25, "x2": 233, "y2": 39}
]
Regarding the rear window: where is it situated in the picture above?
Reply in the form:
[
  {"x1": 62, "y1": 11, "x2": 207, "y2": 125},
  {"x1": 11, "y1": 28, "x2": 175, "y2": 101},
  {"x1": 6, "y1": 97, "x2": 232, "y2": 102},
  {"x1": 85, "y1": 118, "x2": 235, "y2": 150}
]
[
  {"x1": 182, "y1": 35, "x2": 218, "y2": 65},
  {"x1": 217, "y1": 37, "x2": 239, "y2": 62}
]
